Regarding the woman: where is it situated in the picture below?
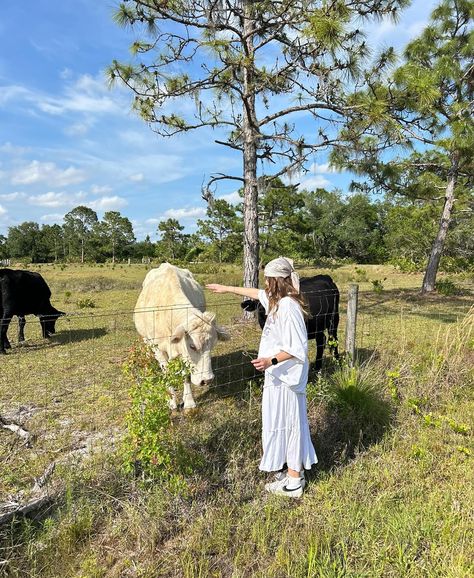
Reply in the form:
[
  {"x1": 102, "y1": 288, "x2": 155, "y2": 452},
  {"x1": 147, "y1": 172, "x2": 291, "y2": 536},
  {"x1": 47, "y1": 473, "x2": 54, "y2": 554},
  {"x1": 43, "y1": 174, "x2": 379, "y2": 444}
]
[{"x1": 206, "y1": 257, "x2": 317, "y2": 497}]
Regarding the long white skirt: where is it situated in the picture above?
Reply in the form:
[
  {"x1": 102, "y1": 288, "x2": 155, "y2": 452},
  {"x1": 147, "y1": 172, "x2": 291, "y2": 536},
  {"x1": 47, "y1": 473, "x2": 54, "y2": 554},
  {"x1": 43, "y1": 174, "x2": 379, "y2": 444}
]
[{"x1": 259, "y1": 375, "x2": 318, "y2": 472}]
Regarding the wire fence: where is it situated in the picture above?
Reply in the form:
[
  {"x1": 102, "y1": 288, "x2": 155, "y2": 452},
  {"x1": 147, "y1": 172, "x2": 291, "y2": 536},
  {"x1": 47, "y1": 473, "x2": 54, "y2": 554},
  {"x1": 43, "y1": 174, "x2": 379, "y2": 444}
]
[{"x1": 0, "y1": 284, "x2": 471, "y2": 505}]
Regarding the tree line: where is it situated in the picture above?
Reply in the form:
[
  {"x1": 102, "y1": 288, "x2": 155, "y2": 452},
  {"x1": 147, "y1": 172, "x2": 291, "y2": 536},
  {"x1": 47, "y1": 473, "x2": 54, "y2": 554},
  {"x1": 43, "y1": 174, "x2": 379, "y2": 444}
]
[{"x1": 2, "y1": 180, "x2": 472, "y2": 272}]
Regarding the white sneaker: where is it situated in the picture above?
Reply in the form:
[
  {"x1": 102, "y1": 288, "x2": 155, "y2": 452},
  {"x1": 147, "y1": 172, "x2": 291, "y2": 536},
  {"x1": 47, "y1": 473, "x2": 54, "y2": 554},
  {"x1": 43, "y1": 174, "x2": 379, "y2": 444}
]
[
  {"x1": 273, "y1": 470, "x2": 306, "y2": 489},
  {"x1": 265, "y1": 476, "x2": 304, "y2": 498}
]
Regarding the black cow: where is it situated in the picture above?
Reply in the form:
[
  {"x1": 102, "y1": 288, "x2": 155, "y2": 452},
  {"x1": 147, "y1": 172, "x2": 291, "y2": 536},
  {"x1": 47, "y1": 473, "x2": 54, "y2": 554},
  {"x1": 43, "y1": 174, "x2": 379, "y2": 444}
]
[
  {"x1": 242, "y1": 274, "x2": 339, "y2": 371},
  {"x1": 0, "y1": 268, "x2": 65, "y2": 353}
]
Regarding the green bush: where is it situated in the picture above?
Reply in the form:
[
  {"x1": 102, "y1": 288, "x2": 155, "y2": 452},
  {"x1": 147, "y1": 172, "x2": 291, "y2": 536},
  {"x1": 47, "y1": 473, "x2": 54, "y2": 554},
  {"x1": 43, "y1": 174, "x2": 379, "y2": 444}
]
[
  {"x1": 436, "y1": 279, "x2": 461, "y2": 296},
  {"x1": 121, "y1": 344, "x2": 193, "y2": 482},
  {"x1": 76, "y1": 297, "x2": 96, "y2": 309},
  {"x1": 371, "y1": 278, "x2": 386, "y2": 294}
]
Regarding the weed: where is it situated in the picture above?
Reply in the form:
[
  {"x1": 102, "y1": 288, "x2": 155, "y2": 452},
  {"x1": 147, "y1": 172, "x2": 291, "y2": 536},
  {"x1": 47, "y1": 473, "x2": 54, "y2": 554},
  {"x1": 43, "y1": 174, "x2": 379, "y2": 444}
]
[
  {"x1": 436, "y1": 279, "x2": 462, "y2": 296},
  {"x1": 371, "y1": 277, "x2": 386, "y2": 294},
  {"x1": 121, "y1": 344, "x2": 193, "y2": 484},
  {"x1": 76, "y1": 297, "x2": 96, "y2": 309}
]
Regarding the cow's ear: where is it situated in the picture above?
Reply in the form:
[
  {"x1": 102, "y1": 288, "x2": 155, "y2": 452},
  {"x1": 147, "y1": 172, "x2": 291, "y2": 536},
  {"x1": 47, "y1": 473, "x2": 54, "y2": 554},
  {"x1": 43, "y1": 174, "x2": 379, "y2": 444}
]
[
  {"x1": 171, "y1": 324, "x2": 186, "y2": 343},
  {"x1": 216, "y1": 325, "x2": 231, "y2": 342},
  {"x1": 203, "y1": 311, "x2": 216, "y2": 324},
  {"x1": 241, "y1": 300, "x2": 257, "y2": 312}
]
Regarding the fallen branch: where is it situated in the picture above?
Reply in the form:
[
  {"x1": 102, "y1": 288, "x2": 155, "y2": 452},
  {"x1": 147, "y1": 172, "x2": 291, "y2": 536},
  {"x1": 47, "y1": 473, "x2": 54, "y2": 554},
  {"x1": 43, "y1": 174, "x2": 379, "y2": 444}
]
[
  {"x1": 0, "y1": 432, "x2": 117, "y2": 527},
  {"x1": 0, "y1": 416, "x2": 32, "y2": 447}
]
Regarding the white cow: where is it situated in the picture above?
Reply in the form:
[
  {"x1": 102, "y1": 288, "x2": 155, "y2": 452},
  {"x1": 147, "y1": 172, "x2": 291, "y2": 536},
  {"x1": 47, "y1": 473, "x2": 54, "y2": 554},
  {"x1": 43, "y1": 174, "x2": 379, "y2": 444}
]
[{"x1": 134, "y1": 263, "x2": 230, "y2": 409}]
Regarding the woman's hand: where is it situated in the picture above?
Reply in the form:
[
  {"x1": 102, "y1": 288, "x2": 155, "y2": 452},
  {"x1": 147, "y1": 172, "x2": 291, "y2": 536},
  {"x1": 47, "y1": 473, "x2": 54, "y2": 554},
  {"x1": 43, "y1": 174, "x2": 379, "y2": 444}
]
[
  {"x1": 251, "y1": 357, "x2": 272, "y2": 372},
  {"x1": 205, "y1": 283, "x2": 229, "y2": 294}
]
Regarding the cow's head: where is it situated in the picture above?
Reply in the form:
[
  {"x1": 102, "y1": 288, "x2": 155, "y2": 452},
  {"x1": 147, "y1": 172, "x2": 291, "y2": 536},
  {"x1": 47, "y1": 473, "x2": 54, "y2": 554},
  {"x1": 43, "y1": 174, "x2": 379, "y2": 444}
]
[
  {"x1": 39, "y1": 308, "x2": 66, "y2": 338},
  {"x1": 170, "y1": 311, "x2": 230, "y2": 386},
  {"x1": 241, "y1": 299, "x2": 267, "y2": 330}
]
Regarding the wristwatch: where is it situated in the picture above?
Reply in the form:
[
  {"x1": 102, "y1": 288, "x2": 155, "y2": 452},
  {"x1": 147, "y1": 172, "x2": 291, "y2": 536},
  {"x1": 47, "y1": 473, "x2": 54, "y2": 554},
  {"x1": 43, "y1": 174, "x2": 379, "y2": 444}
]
[{"x1": 271, "y1": 357, "x2": 279, "y2": 366}]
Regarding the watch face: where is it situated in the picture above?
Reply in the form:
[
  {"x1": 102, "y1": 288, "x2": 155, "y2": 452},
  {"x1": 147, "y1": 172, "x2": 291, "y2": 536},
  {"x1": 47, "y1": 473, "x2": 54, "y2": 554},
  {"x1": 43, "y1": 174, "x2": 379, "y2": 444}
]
[{"x1": 272, "y1": 357, "x2": 278, "y2": 365}]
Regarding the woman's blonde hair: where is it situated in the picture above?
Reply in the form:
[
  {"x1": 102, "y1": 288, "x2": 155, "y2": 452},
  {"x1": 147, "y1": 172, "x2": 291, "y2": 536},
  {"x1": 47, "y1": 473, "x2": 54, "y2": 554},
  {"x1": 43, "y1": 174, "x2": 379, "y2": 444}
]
[{"x1": 266, "y1": 276, "x2": 309, "y2": 318}]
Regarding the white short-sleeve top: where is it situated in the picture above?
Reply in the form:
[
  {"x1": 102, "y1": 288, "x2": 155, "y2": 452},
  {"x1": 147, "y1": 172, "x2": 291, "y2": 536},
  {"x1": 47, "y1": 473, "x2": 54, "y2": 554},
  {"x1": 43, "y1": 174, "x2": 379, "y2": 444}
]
[{"x1": 257, "y1": 289, "x2": 309, "y2": 392}]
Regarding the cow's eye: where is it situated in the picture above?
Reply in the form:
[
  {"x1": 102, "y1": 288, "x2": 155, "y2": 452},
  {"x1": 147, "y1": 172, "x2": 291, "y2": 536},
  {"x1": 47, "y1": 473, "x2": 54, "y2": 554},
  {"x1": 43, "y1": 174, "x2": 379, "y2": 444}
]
[{"x1": 189, "y1": 343, "x2": 197, "y2": 351}]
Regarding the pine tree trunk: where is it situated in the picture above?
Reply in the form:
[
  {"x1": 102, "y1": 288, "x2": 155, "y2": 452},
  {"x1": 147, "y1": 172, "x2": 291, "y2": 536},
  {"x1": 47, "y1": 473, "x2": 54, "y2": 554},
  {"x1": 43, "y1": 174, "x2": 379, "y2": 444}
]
[
  {"x1": 242, "y1": 1, "x2": 259, "y2": 290},
  {"x1": 421, "y1": 155, "x2": 458, "y2": 294}
]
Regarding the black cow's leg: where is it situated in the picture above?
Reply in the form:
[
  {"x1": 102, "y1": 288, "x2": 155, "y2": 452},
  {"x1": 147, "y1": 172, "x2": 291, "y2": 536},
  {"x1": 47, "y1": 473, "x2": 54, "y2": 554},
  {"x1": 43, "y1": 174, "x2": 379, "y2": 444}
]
[
  {"x1": 315, "y1": 331, "x2": 326, "y2": 372},
  {"x1": 0, "y1": 315, "x2": 12, "y2": 354},
  {"x1": 18, "y1": 316, "x2": 26, "y2": 342}
]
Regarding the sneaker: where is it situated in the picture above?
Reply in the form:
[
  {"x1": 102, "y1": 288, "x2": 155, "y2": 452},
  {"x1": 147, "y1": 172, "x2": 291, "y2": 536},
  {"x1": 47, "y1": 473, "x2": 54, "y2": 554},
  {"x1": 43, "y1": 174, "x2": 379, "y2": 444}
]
[
  {"x1": 273, "y1": 469, "x2": 306, "y2": 489},
  {"x1": 265, "y1": 476, "x2": 303, "y2": 498}
]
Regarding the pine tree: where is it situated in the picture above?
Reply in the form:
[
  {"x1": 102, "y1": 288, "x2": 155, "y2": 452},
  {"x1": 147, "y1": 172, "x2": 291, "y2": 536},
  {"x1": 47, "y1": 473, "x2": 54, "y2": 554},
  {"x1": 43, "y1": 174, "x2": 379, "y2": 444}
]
[{"x1": 109, "y1": 0, "x2": 408, "y2": 287}]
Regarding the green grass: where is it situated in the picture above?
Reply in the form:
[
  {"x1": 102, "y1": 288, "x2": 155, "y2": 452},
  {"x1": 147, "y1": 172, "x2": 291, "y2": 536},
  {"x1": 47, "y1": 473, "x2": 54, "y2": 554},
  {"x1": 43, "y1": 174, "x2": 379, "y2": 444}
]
[{"x1": 0, "y1": 263, "x2": 473, "y2": 577}]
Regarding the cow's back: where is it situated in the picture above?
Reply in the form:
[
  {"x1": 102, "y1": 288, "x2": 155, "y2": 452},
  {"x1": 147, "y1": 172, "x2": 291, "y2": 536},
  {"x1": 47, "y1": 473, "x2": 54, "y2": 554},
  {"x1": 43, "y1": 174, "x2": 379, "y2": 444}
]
[
  {"x1": 134, "y1": 263, "x2": 205, "y2": 341},
  {"x1": 0, "y1": 269, "x2": 52, "y2": 314},
  {"x1": 300, "y1": 275, "x2": 339, "y2": 337}
]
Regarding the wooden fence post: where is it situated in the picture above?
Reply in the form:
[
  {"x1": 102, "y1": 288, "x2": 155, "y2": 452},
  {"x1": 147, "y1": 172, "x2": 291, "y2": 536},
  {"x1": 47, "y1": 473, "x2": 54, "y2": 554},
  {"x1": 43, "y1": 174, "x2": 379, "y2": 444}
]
[{"x1": 345, "y1": 283, "x2": 359, "y2": 366}]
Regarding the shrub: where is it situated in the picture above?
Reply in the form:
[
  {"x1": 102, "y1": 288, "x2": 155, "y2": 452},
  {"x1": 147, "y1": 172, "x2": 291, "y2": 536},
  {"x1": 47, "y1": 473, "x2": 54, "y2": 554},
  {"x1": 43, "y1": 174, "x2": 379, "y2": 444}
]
[
  {"x1": 121, "y1": 344, "x2": 192, "y2": 482},
  {"x1": 371, "y1": 278, "x2": 386, "y2": 294},
  {"x1": 76, "y1": 297, "x2": 96, "y2": 309},
  {"x1": 436, "y1": 279, "x2": 461, "y2": 296}
]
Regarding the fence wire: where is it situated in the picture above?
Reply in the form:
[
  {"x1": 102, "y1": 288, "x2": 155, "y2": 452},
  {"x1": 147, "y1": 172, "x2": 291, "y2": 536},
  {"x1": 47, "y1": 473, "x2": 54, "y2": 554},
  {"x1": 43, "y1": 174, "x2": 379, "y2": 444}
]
[{"x1": 0, "y1": 287, "x2": 470, "y2": 504}]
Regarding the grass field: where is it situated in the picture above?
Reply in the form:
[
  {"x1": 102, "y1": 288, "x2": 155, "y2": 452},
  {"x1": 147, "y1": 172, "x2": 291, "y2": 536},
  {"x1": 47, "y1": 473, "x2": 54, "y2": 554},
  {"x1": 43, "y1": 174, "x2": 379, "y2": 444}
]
[{"x1": 0, "y1": 262, "x2": 473, "y2": 577}]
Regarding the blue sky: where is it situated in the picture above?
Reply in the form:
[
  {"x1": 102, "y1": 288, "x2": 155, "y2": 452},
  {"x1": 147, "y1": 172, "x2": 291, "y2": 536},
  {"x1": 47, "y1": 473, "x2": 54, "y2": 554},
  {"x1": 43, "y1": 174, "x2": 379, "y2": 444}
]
[{"x1": 0, "y1": 0, "x2": 440, "y2": 240}]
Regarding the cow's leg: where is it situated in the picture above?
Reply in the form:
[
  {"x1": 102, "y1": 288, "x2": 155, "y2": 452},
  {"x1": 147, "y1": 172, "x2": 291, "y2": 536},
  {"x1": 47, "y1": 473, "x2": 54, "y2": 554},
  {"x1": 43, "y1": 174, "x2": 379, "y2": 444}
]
[
  {"x1": 182, "y1": 378, "x2": 196, "y2": 410},
  {"x1": 150, "y1": 345, "x2": 178, "y2": 410},
  {"x1": 0, "y1": 315, "x2": 12, "y2": 354},
  {"x1": 315, "y1": 330, "x2": 326, "y2": 372},
  {"x1": 18, "y1": 316, "x2": 26, "y2": 342}
]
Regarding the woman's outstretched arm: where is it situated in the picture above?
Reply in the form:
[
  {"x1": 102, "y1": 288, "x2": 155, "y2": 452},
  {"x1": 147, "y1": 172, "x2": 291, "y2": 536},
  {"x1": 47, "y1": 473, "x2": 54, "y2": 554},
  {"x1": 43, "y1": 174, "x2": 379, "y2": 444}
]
[{"x1": 206, "y1": 284, "x2": 260, "y2": 300}]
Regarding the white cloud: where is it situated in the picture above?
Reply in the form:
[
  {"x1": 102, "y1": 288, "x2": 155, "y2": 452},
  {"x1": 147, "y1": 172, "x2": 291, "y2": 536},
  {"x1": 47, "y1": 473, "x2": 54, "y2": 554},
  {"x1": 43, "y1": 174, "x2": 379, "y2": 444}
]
[
  {"x1": 0, "y1": 205, "x2": 7, "y2": 216},
  {"x1": 27, "y1": 191, "x2": 86, "y2": 208},
  {"x1": 60, "y1": 68, "x2": 73, "y2": 80},
  {"x1": 308, "y1": 162, "x2": 337, "y2": 174},
  {"x1": 297, "y1": 175, "x2": 331, "y2": 191},
  {"x1": 0, "y1": 142, "x2": 30, "y2": 155},
  {"x1": 88, "y1": 196, "x2": 128, "y2": 211},
  {"x1": 11, "y1": 160, "x2": 86, "y2": 187},
  {"x1": 37, "y1": 73, "x2": 125, "y2": 116},
  {"x1": 0, "y1": 85, "x2": 30, "y2": 106},
  {"x1": 145, "y1": 218, "x2": 161, "y2": 225},
  {"x1": 91, "y1": 184, "x2": 112, "y2": 195},
  {"x1": 0, "y1": 192, "x2": 26, "y2": 202},
  {"x1": 163, "y1": 207, "x2": 206, "y2": 219},
  {"x1": 217, "y1": 191, "x2": 241, "y2": 204},
  {"x1": 39, "y1": 213, "x2": 64, "y2": 223},
  {"x1": 64, "y1": 121, "x2": 94, "y2": 136},
  {"x1": 129, "y1": 173, "x2": 144, "y2": 182}
]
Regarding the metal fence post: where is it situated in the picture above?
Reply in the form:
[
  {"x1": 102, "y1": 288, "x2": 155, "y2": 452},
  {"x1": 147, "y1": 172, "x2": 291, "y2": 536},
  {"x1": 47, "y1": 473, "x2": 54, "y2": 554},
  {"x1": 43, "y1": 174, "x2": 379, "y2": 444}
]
[{"x1": 345, "y1": 283, "x2": 359, "y2": 366}]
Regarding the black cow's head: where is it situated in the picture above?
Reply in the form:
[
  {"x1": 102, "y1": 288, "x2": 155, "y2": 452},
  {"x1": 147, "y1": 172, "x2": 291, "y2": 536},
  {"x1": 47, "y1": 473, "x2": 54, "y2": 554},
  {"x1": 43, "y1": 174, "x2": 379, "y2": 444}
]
[
  {"x1": 241, "y1": 299, "x2": 267, "y2": 330},
  {"x1": 39, "y1": 308, "x2": 65, "y2": 338}
]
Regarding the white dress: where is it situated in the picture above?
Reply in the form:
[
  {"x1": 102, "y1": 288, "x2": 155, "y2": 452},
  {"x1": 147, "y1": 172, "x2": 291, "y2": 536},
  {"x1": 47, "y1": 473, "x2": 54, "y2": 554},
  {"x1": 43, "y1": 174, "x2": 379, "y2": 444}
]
[{"x1": 257, "y1": 290, "x2": 318, "y2": 472}]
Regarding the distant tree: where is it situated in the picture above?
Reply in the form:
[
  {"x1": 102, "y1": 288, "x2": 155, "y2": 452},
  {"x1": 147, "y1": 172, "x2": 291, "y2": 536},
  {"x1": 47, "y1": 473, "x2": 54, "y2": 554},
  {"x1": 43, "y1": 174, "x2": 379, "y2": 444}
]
[
  {"x1": 334, "y1": 0, "x2": 474, "y2": 292},
  {"x1": 383, "y1": 203, "x2": 438, "y2": 266},
  {"x1": 258, "y1": 178, "x2": 309, "y2": 261},
  {"x1": 63, "y1": 206, "x2": 99, "y2": 263},
  {"x1": 40, "y1": 224, "x2": 64, "y2": 262},
  {"x1": 0, "y1": 235, "x2": 8, "y2": 260},
  {"x1": 101, "y1": 211, "x2": 136, "y2": 262},
  {"x1": 7, "y1": 222, "x2": 42, "y2": 262},
  {"x1": 133, "y1": 234, "x2": 155, "y2": 261},
  {"x1": 196, "y1": 199, "x2": 242, "y2": 262},
  {"x1": 109, "y1": 0, "x2": 408, "y2": 290},
  {"x1": 156, "y1": 218, "x2": 185, "y2": 261}
]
